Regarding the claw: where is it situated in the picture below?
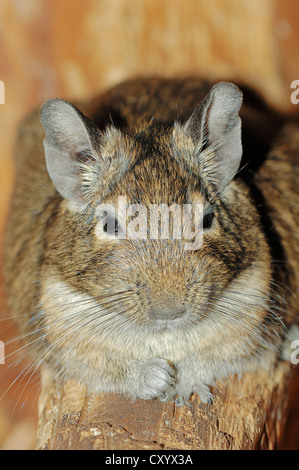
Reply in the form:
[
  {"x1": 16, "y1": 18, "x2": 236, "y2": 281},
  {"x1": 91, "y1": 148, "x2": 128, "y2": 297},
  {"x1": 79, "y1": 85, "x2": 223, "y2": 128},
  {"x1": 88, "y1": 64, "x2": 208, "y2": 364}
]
[
  {"x1": 192, "y1": 383, "x2": 214, "y2": 405},
  {"x1": 175, "y1": 394, "x2": 191, "y2": 407}
]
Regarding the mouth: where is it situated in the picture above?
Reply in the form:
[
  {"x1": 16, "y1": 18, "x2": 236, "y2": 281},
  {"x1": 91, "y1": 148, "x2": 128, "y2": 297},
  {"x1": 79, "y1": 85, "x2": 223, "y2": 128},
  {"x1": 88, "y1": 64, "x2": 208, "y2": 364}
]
[{"x1": 150, "y1": 311, "x2": 193, "y2": 331}]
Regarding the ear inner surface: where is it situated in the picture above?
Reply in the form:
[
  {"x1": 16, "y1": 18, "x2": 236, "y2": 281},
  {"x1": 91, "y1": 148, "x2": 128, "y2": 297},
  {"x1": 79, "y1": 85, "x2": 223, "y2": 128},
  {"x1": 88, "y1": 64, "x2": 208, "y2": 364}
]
[
  {"x1": 183, "y1": 82, "x2": 243, "y2": 191},
  {"x1": 40, "y1": 99, "x2": 100, "y2": 204}
]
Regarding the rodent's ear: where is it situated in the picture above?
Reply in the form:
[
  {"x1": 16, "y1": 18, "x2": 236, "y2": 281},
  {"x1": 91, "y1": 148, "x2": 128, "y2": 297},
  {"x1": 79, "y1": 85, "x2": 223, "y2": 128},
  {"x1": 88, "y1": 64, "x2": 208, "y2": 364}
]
[
  {"x1": 40, "y1": 99, "x2": 100, "y2": 204},
  {"x1": 184, "y1": 81, "x2": 243, "y2": 191}
]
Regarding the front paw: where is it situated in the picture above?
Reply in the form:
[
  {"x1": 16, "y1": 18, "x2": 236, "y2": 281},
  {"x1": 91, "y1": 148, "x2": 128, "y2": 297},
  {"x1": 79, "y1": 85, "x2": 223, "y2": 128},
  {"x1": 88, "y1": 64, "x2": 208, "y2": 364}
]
[
  {"x1": 138, "y1": 357, "x2": 177, "y2": 401},
  {"x1": 175, "y1": 382, "x2": 214, "y2": 407}
]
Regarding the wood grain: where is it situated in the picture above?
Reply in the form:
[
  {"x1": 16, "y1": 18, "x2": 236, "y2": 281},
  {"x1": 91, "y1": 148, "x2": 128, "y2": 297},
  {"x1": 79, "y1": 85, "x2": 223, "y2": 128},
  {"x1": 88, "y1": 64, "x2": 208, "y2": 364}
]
[{"x1": 36, "y1": 364, "x2": 294, "y2": 450}]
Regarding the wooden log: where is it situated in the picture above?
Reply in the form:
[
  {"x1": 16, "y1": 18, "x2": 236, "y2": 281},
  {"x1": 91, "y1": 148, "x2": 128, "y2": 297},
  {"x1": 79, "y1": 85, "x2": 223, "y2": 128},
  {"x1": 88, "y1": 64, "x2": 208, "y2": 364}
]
[{"x1": 36, "y1": 362, "x2": 294, "y2": 450}]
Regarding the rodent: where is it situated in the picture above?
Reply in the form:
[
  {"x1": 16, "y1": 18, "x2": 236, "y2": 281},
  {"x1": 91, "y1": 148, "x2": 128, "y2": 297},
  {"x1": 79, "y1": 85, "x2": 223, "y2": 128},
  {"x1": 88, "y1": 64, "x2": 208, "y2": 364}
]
[{"x1": 3, "y1": 77, "x2": 299, "y2": 406}]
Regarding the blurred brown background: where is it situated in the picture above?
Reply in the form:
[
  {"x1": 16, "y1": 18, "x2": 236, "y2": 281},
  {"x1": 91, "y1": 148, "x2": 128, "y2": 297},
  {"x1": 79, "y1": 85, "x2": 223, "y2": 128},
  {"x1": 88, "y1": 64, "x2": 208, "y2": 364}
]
[{"x1": 0, "y1": 0, "x2": 298, "y2": 450}]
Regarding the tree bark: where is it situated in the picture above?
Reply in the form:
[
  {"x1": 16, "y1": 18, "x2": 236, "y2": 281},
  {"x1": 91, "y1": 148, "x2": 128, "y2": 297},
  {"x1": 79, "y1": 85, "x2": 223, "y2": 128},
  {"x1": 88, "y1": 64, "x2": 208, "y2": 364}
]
[{"x1": 36, "y1": 362, "x2": 294, "y2": 450}]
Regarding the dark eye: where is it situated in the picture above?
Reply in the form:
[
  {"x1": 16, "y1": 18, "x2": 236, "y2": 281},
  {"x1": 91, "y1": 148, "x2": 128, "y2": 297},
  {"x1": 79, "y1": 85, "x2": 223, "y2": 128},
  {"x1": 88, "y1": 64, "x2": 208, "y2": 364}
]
[
  {"x1": 103, "y1": 217, "x2": 119, "y2": 235},
  {"x1": 203, "y1": 212, "x2": 214, "y2": 229}
]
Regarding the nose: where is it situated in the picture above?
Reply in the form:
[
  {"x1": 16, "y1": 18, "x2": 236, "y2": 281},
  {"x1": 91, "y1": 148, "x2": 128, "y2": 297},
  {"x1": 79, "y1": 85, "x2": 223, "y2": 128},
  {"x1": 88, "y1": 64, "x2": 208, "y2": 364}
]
[{"x1": 148, "y1": 305, "x2": 186, "y2": 321}]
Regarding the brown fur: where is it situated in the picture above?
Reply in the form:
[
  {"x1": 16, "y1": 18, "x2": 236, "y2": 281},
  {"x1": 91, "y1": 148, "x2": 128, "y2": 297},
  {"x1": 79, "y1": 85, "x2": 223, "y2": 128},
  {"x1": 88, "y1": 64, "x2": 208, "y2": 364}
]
[{"x1": 2, "y1": 78, "x2": 298, "y2": 404}]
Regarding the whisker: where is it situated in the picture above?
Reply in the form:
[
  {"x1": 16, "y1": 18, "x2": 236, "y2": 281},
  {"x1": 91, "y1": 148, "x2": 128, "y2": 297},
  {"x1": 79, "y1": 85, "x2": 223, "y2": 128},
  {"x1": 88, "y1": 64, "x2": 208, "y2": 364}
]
[
  {"x1": 3, "y1": 288, "x2": 135, "y2": 359},
  {"x1": 205, "y1": 294, "x2": 284, "y2": 351}
]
